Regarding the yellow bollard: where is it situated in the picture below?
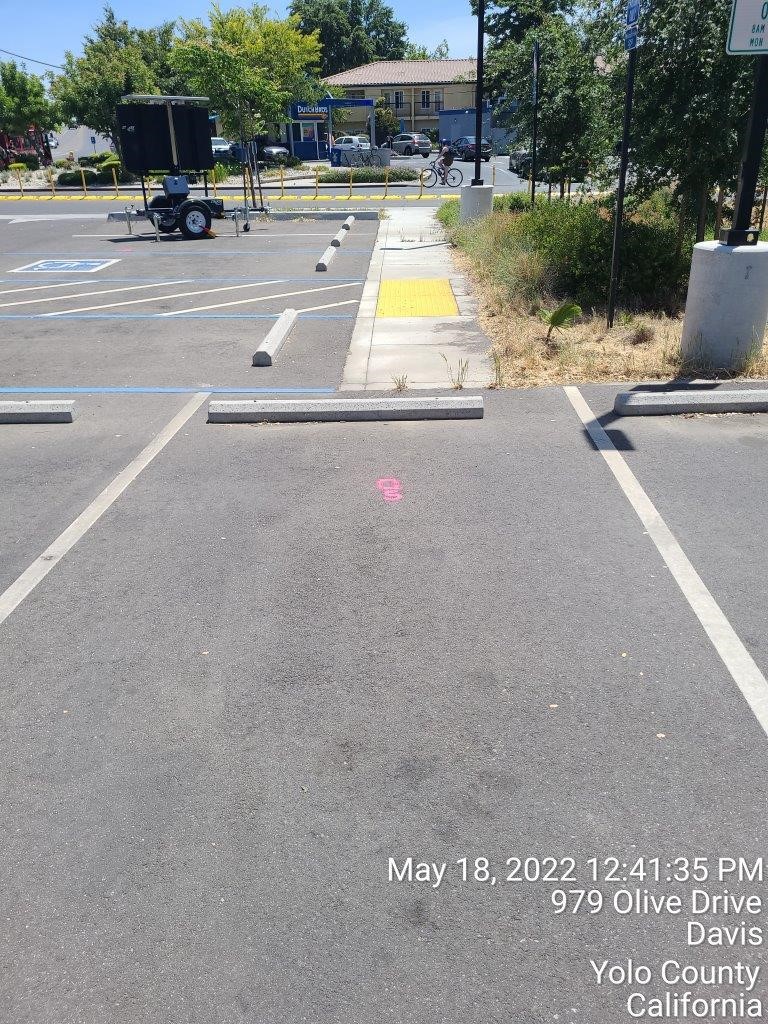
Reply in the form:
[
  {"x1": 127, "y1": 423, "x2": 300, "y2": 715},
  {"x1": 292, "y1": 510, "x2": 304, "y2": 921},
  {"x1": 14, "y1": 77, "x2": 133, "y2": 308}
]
[
  {"x1": 315, "y1": 167, "x2": 319, "y2": 200},
  {"x1": 111, "y1": 165, "x2": 119, "y2": 198},
  {"x1": 383, "y1": 167, "x2": 389, "y2": 199},
  {"x1": 348, "y1": 166, "x2": 353, "y2": 200},
  {"x1": 418, "y1": 169, "x2": 424, "y2": 200},
  {"x1": 15, "y1": 167, "x2": 24, "y2": 197},
  {"x1": 211, "y1": 167, "x2": 218, "y2": 197},
  {"x1": 48, "y1": 168, "x2": 56, "y2": 197},
  {"x1": 80, "y1": 166, "x2": 88, "y2": 197},
  {"x1": 280, "y1": 165, "x2": 285, "y2": 199}
]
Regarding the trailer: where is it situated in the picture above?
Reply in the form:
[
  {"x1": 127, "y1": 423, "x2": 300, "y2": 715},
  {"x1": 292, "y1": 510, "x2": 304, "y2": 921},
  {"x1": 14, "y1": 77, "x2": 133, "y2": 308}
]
[{"x1": 117, "y1": 95, "x2": 225, "y2": 240}]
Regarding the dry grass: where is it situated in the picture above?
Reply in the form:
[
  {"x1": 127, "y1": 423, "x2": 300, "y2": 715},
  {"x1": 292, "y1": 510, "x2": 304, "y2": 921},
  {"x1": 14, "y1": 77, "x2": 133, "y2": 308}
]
[{"x1": 452, "y1": 248, "x2": 768, "y2": 388}]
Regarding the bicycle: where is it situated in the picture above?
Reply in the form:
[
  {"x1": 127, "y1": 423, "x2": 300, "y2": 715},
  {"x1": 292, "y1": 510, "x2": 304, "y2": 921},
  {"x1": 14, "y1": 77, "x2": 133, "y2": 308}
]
[
  {"x1": 422, "y1": 160, "x2": 463, "y2": 188},
  {"x1": 340, "y1": 150, "x2": 383, "y2": 168}
]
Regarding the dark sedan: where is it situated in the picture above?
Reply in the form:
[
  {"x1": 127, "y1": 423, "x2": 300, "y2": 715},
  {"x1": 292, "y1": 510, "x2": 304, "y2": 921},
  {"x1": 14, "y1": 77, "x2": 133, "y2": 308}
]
[{"x1": 452, "y1": 136, "x2": 492, "y2": 162}]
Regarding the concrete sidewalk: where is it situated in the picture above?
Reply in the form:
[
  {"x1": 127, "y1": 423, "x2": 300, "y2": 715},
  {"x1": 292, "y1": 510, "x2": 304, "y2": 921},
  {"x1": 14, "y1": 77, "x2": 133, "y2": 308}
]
[{"x1": 341, "y1": 207, "x2": 492, "y2": 390}]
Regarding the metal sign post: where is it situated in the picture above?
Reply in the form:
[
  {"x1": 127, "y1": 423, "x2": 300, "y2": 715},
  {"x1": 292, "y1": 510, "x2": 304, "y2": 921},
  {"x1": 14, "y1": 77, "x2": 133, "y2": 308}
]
[
  {"x1": 607, "y1": 5, "x2": 640, "y2": 328},
  {"x1": 721, "y1": 53, "x2": 768, "y2": 244},
  {"x1": 530, "y1": 40, "x2": 540, "y2": 205}
]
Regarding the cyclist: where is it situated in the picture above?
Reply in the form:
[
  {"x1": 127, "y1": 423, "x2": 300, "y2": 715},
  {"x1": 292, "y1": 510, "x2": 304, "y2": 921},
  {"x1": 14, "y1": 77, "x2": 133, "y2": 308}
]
[{"x1": 435, "y1": 139, "x2": 454, "y2": 184}]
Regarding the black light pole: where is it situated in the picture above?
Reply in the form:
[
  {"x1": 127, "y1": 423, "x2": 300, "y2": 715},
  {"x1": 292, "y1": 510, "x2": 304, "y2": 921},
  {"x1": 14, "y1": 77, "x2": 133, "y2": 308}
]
[
  {"x1": 721, "y1": 55, "x2": 768, "y2": 246},
  {"x1": 471, "y1": 0, "x2": 486, "y2": 186}
]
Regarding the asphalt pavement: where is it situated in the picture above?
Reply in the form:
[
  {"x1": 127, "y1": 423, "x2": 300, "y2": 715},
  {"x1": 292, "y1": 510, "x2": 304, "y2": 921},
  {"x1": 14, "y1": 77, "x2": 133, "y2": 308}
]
[{"x1": 1, "y1": 211, "x2": 768, "y2": 1024}]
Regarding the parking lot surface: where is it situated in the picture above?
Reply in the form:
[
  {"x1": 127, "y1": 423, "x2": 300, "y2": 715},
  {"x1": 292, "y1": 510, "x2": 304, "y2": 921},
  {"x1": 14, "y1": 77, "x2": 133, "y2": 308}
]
[{"x1": 1, "y1": 213, "x2": 768, "y2": 1023}]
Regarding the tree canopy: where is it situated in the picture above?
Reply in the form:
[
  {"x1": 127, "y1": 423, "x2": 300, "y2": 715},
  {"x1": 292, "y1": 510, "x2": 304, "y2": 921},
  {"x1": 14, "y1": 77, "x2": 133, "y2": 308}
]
[
  {"x1": 50, "y1": 7, "x2": 166, "y2": 150},
  {"x1": 0, "y1": 62, "x2": 58, "y2": 133},
  {"x1": 170, "y1": 4, "x2": 322, "y2": 137},
  {"x1": 288, "y1": 0, "x2": 407, "y2": 75}
]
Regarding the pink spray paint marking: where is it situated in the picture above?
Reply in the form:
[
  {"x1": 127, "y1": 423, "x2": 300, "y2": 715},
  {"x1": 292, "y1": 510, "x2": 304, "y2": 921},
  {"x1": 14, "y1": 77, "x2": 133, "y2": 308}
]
[{"x1": 376, "y1": 477, "x2": 403, "y2": 503}]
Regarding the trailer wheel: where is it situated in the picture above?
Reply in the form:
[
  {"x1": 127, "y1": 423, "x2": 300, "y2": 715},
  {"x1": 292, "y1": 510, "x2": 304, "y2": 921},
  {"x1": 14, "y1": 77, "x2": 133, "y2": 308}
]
[{"x1": 179, "y1": 201, "x2": 212, "y2": 239}]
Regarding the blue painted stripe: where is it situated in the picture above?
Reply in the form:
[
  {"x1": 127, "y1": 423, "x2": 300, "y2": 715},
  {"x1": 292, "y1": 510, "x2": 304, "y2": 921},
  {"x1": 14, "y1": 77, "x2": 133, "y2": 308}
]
[
  {"x1": 4, "y1": 250, "x2": 372, "y2": 257},
  {"x1": 0, "y1": 313, "x2": 354, "y2": 320},
  {"x1": 0, "y1": 276, "x2": 365, "y2": 284},
  {"x1": 0, "y1": 385, "x2": 337, "y2": 395}
]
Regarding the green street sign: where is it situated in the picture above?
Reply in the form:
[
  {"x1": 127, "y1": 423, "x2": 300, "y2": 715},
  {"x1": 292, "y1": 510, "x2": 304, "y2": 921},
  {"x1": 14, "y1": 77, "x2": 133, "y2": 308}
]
[{"x1": 728, "y1": 0, "x2": 768, "y2": 54}]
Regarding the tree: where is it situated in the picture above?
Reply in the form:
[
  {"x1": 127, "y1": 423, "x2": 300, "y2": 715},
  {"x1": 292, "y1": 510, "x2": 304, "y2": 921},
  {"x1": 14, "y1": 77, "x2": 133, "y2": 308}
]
[
  {"x1": 373, "y1": 97, "x2": 399, "y2": 143},
  {"x1": 0, "y1": 62, "x2": 58, "y2": 133},
  {"x1": 487, "y1": 15, "x2": 611, "y2": 189},
  {"x1": 289, "y1": 0, "x2": 407, "y2": 75},
  {"x1": 614, "y1": 0, "x2": 753, "y2": 241},
  {"x1": 50, "y1": 7, "x2": 157, "y2": 154},
  {"x1": 170, "y1": 4, "x2": 322, "y2": 138},
  {"x1": 403, "y1": 39, "x2": 450, "y2": 60},
  {"x1": 483, "y1": 0, "x2": 573, "y2": 48}
]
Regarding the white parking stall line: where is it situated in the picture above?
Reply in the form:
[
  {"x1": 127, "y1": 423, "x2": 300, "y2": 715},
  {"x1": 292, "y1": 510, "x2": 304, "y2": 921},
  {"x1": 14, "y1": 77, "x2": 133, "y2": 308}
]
[
  {"x1": 0, "y1": 280, "x2": 94, "y2": 297},
  {"x1": 564, "y1": 385, "x2": 768, "y2": 740},
  {"x1": 0, "y1": 392, "x2": 209, "y2": 629},
  {"x1": 300, "y1": 299, "x2": 360, "y2": 312},
  {"x1": 159, "y1": 282, "x2": 361, "y2": 316},
  {"x1": 41, "y1": 280, "x2": 288, "y2": 317},
  {"x1": 0, "y1": 279, "x2": 195, "y2": 310}
]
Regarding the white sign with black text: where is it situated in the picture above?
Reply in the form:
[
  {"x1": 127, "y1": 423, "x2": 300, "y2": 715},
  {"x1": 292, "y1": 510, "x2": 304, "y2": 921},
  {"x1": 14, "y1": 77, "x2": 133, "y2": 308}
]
[{"x1": 728, "y1": 0, "x2": 768, "y2": 54}]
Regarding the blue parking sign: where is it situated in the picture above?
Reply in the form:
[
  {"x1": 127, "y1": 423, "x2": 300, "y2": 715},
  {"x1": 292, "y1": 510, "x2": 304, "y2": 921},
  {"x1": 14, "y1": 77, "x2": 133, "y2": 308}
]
[
  {"x1": 625, "y1": 26, "x2": 639, "y2": 50},
  {"x1": 626, "y1": 2, "x2": 640, "y2": 26}
]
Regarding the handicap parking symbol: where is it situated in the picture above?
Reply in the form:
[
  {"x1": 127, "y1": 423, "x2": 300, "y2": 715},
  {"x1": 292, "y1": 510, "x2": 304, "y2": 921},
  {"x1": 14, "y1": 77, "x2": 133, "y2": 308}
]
[{"x1": 11, "y1": 258, "x2": 121, "y2": 274}]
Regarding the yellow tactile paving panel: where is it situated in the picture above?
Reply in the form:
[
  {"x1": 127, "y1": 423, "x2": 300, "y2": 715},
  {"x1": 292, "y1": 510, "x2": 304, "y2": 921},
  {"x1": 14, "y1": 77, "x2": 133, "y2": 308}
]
[{"x1": 376, "y1": 278, "x2": 459, "y2": 317}]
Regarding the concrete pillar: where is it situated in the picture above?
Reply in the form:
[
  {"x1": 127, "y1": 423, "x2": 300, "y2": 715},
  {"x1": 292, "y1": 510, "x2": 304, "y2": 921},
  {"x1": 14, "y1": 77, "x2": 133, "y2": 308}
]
[
  {"x1": 681, "y1": 241, "x2": 768, "y2": 370},
  {"x1": 459, "y1": 184, "x2": 494, "y2": 223}
]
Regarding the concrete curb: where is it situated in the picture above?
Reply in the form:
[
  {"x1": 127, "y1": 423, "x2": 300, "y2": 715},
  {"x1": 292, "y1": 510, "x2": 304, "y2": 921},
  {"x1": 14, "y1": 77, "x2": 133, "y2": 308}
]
[
  {"x1": 0, "y1": 400, "x2": 77, "y2": 423},
  {"x1": 316, "y1": 246, "x2": 337, "y2": 271},
  {"x1": 252, "y1": 309, "x2": 298, "y2": 366},
  {"x1": 614, "y1": 389, "x2": 768, "y2": 416},
  {"x1": 208, "y1": 395, "x2": 484, "y2": 423},
  {"x1": 269, "y1": 210, "x2": 376, "y2": 221},
  {"x1": 330, "y1": 229, "x2": 347, "y2": 247}
]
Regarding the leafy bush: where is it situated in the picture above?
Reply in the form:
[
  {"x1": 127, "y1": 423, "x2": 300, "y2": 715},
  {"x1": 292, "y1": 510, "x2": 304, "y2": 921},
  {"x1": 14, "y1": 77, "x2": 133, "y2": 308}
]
[
  {"x1": 441, "y1": 196, "x2": 691, "y2": 308},
  {"x1": 94, "y1": 166, "x2": 136, "y2": 184},
  {"x1": 78, "y1": 151, "x2": 113, "y2": 167},
  {"x1": 54, "y1": 158, "x2": 74, "y2": 169},
  {"x1": 57, "y1": 168, "x2": 98, "y2": 187},
  {"x1": 494, "y1": 192, "x2": 532, "y2": 213},
  {"x1": 8, "y1": 162, "x2": 27, "y2": 171},
  {"x1": 319, "y1": 167, "x2": 419, "y2": 184}
]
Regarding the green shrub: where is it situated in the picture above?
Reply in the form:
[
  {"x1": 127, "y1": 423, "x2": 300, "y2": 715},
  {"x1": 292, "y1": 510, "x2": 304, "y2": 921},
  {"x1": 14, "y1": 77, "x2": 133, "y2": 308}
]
[
  {"x1": 57, "y1": 168, "x2": 98, "y2": 187},
  {"x1": 8, "y1": 162, "x2": 27, "y2": 171},
  {"x1": 436, "y1": 199, "x2": 460, "y2": 228},
  {"x1": 10, "y1": 154, "x2": 39, "y2": 170},
  {"x1": 494, "y1": 192, "x2": 532, "y2": 213},
  {"x1": 318, "y1": 167, "x2": 419, "y2": 184},
  {"x1": 443, "y1": 197, "x2": 691, "y2": 308},
  {"x1": 78, "y1": 150, "x2": 114, "y2": 167},
  {"x1": 94, "y1": 166, "x2": 136, "y2": 185},
  {"x1": 54, "y1": 158, "x2": 74, "y2": 169}
]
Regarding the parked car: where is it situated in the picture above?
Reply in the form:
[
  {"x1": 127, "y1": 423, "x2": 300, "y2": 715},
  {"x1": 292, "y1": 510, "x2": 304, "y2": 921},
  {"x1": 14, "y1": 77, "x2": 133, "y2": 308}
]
[
  {"x1": 508, "y1": 150, "x2": 529, "y2": 173},
  {"x1": 210, "y1": 136, "x2": 233, "y2": 156},
  {"x1": 391, "y1": 133, "x2": 431, "y2": 157},
  {"x1": 453, "y1": 136, "x2": 492, "y2": 162},
  {"x1": 47, "y1": 133, "x2": 59, "y2": 150},
  {"x1": 334, "y1": 135, "x2": 371, "y2": 151},
  {"x1": 259, "y1": 143, "x2": 290, "y2": 163}
]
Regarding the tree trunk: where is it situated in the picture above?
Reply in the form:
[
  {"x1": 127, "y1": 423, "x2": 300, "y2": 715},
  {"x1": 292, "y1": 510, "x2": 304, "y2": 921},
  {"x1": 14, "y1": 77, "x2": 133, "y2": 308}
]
[
  {"x1": 714, "y1": 186, "x2": 725, "y2": 238},
  {"x1": 760, "y1": 185, "x2": 768, "y2": 231},
  {"x1": 547, "y1": 178, "x2": 552, "y2": 202},
  {"x1": 695, "y1": 182, "x2": 708, "y2": 243},
  {"x1": 675, "y1": 193, "x2": 687, "y2": 261},
  {"x1": 559, "y1": 178, "x2": 565, "y2": 199}
]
